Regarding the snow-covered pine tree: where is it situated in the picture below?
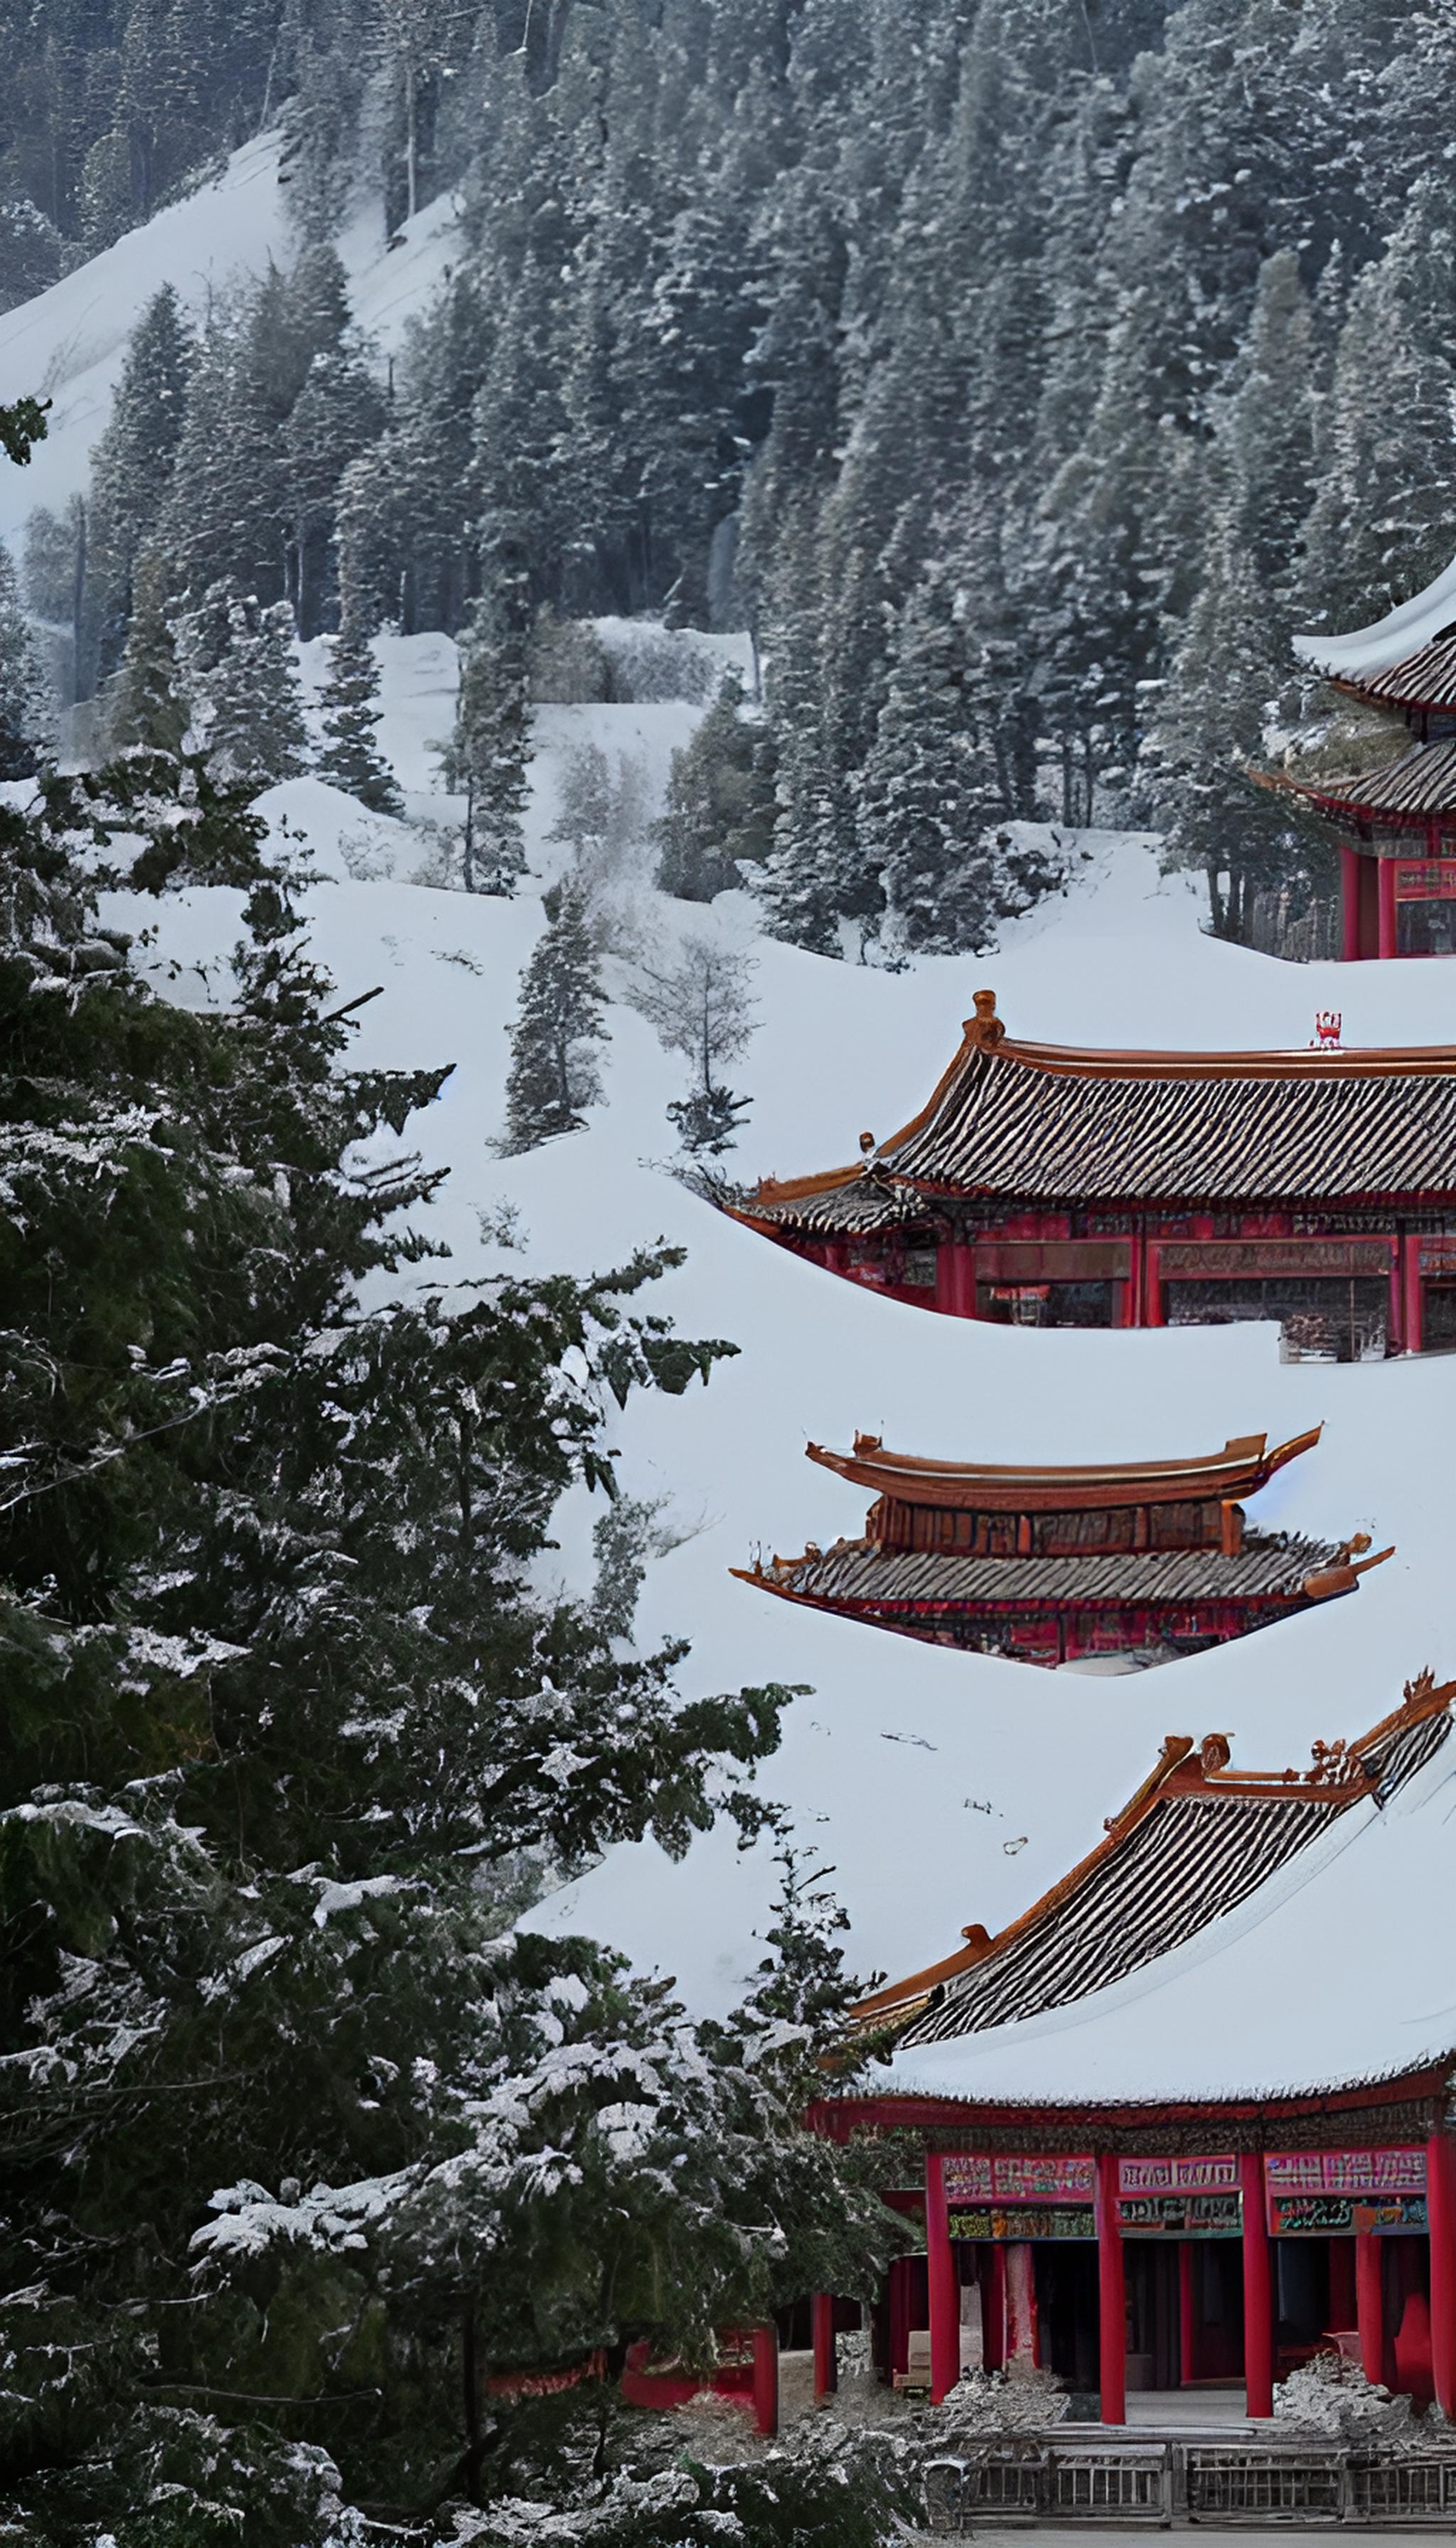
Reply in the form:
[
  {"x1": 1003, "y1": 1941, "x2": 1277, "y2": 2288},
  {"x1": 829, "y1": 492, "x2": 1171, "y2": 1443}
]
[
  {"x1": 85, "y1": 281, "x2": 193, "y2": 689},
  {"x1": 174, "y1": 580, "x2": 309, "y2": 793},
  {"x1": 0, "y1": 761, "x2": 899, "y2": 2538},
  {"x1": 443, "y1": 592, "x2": 530, "y2": 894},
  {"x1": 500, "y1": 881, "x2": 610, "y2": 1152},
  {"x1": 655, "y1": 672, "x2": 776, "y2": 901},
  {"x1": 315, "y1": 608, "x2": 404, "y2": 813},
  {"x1": 284, "y1": 347, "x2": 387, "y2": 638},
  {"x1": 105, "y1": 544, "x2": 188, "y2": 755},
  {"x1": 1299, "y1": 178, "x2": 1456, "y2": 626},
  {"x1": 857, "y1": 568, "x2": 1006, "y2": 957},
  {"x1": 0, "y1": 543, "x2": 52, "y2": 778}
]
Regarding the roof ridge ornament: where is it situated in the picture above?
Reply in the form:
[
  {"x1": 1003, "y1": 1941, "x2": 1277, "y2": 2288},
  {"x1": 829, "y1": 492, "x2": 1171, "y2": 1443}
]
[{"x1": 963, "y1": 987, "x2": 1005, "y2": 1049}]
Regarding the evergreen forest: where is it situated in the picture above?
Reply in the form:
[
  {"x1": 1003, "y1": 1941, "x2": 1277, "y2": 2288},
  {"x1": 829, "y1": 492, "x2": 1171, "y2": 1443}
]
[{"x1": 6, "y1": 0, "x2": 1456, "y2": 952}]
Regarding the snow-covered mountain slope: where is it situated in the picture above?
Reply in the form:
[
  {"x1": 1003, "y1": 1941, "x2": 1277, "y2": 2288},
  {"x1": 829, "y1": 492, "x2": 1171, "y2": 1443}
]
[
  {"x1": 100, "y1": 735, "x2": 1456, "y2": 2020},
  {"x1": 0, "y1": 131, "x2": 465, "y2": 549},
  {"x1": 16, "y1": 143, "x2": 1456, "y2": 2026}
]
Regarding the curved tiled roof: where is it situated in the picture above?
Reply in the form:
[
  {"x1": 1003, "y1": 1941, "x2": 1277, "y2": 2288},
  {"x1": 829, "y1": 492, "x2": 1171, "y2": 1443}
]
[
  {"x1": 742, "y1": 1531, "x2": 1344, "y2": 1620},
  {"x1": 1263, "y1": 736, "x2": 1456, "y2": 826},
  {"x1": 738, "y1": 993, "x2": 1456, "y2": 1224},
  {"x1": 852, "y1": 1675, "x2": 1452, "y2": 2045},
  {"x1": 1332, "y1": 628, "x2": 1456, "y2": 713}
]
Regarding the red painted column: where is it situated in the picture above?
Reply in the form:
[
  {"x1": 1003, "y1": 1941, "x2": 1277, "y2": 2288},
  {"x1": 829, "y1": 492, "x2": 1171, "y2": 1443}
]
[
  {"x1": 985, "y1": 2242, "x2": 1007, "y2": 2370},
  {"x1": 926, "y1": 2150, "x2": 960, "y2": 2405},
  {"x1": 1403, "y1": 1236, "x2": 1424, "y2": 1356},
  {"x1": 751, "y1": 2324, "x2": 778, "y2": 2436},
  {"x1": 1179, "y1": 2242, "x2": 1197, "y2": 2386},
  {"x1": 1241, "y1": 2153, "x2": 1274, "y2": 2418},
  {"x1": 1145, "y1": 1242, "x2": 1165, "y2": 1329},
  {"x1": 1356, "y1": 2232, "x2": 1385, "y2": 2389},
  {"x1": 953, "y1": 1242, "x2": 978, "y2": 1319},
  {"x1": 1340, "y1": 845, "x2": 1362, "y2": 961},
  {"x1": 1428, "y1": 2130, "x2": 1456, "y2": 2419},
  {"x1": 1378, "y1": 856, "x2": 1399, "y2": 959},
  {"x1": 1097, "y1": 2152, "x2": 1127, "y2": 2426},
  {"x1": 1121, "y1": 1229, "x2": 1143, "y2": 1332},
  {"x1": 811, "y1": 2293, "x2": 837, "y2": 2400}
]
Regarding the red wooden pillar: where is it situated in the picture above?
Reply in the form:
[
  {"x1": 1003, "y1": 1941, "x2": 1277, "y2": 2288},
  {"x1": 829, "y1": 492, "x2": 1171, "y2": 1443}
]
[
  {"x1": 1340, "y1": 844, "x2": 1362, "y2": 962},
  {"x1": 1356, "y1": 2232, "x2": 1385, "y2": 2389},
  {"x1": 1240, "y1": 2153, "x2": 1274, "y2": 2419},
  {"x1": 751, "y1": 2324, "x2": 778, "y2": 2436},
  {"x1": 1403, "y1": 1236, "x2": 1424, "y2": 1356},
  {"x1": 811, "y1": 2293, "x2": 837, "y2": 2401},
  {"x1": 1179, "y1": 2242, "x2": 1197, "y2": 2386},
  {"x1": 1145, "y1": 1242, "x2": 1165, "y2": 1329},
  {"x1": 985, "y1": 2242, "x2": 1007, "y2": 2370},
  {"x1": 1120, "y1": 1230, "x2": 1143, "y2": 1332},
  {"x1": 926, "y1": 2150, "x2": 960, "y2": 2405},
  {"x1": 1097, "y1": 2152, "x2": 1127, "y2": 2426},
  {"x1": 935, "y1": 1242, "x2": 977, "y2": 1321},
  {"x1": 1428, "y1": 2129, "x2": 1456, "y2": 2419},
  {"x1": 1378, "y1": 856, "x2": 1399, "y2": 959}
]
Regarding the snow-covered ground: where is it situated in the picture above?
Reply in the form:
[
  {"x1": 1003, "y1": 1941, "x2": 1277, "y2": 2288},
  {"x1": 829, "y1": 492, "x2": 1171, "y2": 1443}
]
[
  {"x1": 11, "y1": 140, "x2": 1456, "y2": 2030},
  {"x1": 100, "y1": 748, "x2": 1456, "y2": 2023}
]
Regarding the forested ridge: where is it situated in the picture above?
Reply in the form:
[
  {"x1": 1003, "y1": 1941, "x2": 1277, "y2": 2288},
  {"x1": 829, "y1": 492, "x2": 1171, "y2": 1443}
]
[{"x1": 7, "y1": 0, "x2": 1456, "y2": 955}]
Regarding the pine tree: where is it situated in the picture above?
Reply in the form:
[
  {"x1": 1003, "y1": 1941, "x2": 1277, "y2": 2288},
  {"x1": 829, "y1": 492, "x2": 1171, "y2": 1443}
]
[
  {"x1": 85, "y1": 281, "x2": 193, "y2": 690},
  {"x1": 174, "y1": 581, "x2": 310, "y2": 793},
  {"x1": 442, "y1": 593, "x2": 529, "y2": 894},
  {"x1": 284, "y1": 348, "x2": 387, "y2": 638},
  {"x1": 0, "y1": 545, "x2": 52, "y2": 779},
  {"x1": 500, "y1": 882, "x2": 610, "y2": 1152},
  {"x1": 655, "y1": 673, "x2": 777, "y2": 901},
  {"x1": 1299, "y1": 180, "x2": 1456, "y2": 626},
  {"x1": 315, "y1": 611, "x2": 404, "y2": 813},
  {"x1": 0, "y1": 761, "x2": 896, "y2": 2537},
  {"x1": 105, "y1": 543, "x2": 188, "y2": 755},
  {"x1": 857, "y1": 569, "x2": 1007, "y2": 958}
]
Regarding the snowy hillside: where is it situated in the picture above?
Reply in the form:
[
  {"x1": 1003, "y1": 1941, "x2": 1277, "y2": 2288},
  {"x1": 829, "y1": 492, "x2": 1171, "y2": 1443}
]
[
  {"x1": 9, "y1": 132, "x2": 1456, "y2": 2024},
  {"x1": 0, "y1": 131, "x2": 464, "y2": 551},
  {"x1": 102, "y1": 749, "x2": 1456, "y2": 2020}
]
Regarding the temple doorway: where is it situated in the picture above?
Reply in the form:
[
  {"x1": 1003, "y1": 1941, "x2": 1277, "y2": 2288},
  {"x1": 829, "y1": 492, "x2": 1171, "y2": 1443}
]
[{"x1": 1033, "y1": 2243, "x2": 1100, "y2": 2394}]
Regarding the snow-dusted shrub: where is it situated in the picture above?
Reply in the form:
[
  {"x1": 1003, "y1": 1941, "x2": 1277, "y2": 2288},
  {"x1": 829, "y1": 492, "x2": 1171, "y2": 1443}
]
[
  {"x1": 594, "y1": 619, "x2": 725, "y2": 706},
  {"x1": 932, "y1": 2365, "x2": 1069, "y2": 2439},
  {"x1": 1274, "y1": 2351, "x2": 1417, "y2": 2444},
  {"x1": 456, "y1": 2412, "x2": 920, "y2": 2546}
]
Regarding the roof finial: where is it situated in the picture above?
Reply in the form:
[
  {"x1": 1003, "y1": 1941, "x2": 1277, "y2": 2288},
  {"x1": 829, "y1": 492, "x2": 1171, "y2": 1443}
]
[{"x1": 964, "y1": 987, "x2": 1005, "y2": 1049}]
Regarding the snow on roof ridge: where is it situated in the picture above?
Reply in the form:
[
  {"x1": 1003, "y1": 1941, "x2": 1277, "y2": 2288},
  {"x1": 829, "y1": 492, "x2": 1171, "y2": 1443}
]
[
  {"x1": 882, "y1": 1735, "x2": 1456, "y2": 2109},
  {"x1": 1295, "y1": 551, "x2": 1456, "y2": 680}
]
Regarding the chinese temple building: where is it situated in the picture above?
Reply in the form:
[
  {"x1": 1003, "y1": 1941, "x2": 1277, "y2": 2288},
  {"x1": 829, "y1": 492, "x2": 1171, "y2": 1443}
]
[
  {"x1": 734, "y1": 990, "x2": 1456, "y2": 1355},
  {"x1": 1255, "y1": 555, "x2": 1456, "y2": 958},
  {"x1": 804, "y1": 1672, "x2": 1456, "y2": 2424},
  {"x1": 734, "y1": 1427, "x2": 1391, "y2": 1668}
]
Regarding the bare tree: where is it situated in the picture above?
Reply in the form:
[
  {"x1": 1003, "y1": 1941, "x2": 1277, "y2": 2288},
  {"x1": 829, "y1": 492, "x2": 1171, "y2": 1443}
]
[{"x1": 628, "y1": 933, "x2": 758, "y2": 1154}]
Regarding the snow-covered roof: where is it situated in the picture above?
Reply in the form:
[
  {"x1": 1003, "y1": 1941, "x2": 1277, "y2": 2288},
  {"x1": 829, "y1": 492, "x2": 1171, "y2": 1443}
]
[
  {"x1": 879, "y1": 1686, "x2": 1456, "y2": 2109},
  {"x1": 1294, "y1": 555, "x2": 1456, "y2": 682},
  {"x1": 743, "y1": 990, "x2": 1456, "y2": 1224}
]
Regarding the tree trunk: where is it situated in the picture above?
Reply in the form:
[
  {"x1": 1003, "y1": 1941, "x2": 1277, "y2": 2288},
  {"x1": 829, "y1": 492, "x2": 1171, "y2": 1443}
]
[
  {"x1": 462, "y1": 774, "x2": 476, "y2": 893},
  {"x1": 70, "y1": 499, "x2": 88, "y2": 703},
  {"x1": 461, "y1": 2307, "x2": 482, "y2": 2505}
]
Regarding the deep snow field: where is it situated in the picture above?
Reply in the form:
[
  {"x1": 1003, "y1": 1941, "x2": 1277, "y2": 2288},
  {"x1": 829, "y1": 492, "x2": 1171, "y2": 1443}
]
[{"x1": 6, "y1": 140, "x2": 1456, "y2": 2028}]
